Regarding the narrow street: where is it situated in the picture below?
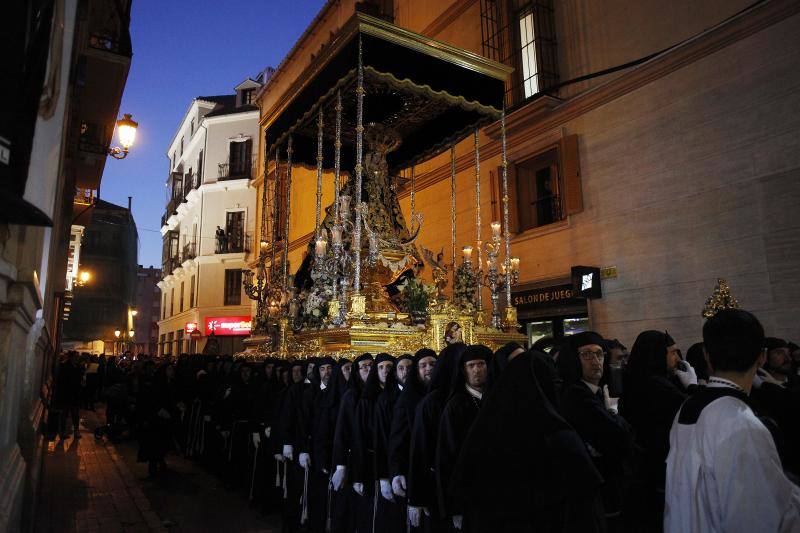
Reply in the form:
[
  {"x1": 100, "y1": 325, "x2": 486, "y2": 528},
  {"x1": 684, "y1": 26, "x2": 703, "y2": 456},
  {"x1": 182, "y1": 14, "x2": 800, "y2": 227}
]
[{"x1": 36, "y1": 410, "x2": 280, "y2": 532}]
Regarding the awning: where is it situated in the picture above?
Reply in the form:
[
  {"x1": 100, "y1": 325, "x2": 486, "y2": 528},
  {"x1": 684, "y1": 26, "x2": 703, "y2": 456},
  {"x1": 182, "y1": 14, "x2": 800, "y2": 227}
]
[{"x1": 263, "y1": 13, "x2": 512, "y2": 173}]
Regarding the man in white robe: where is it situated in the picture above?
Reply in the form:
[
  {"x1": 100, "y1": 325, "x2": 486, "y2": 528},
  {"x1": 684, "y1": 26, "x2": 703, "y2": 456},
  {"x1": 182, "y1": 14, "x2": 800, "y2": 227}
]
[{"x1": 665, "y1": 309, "x2": 800, "y2": 533}]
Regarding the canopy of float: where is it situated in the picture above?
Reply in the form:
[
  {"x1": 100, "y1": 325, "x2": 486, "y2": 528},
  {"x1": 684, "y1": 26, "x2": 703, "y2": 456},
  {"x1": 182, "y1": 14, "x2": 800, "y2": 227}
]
[{"x1": 263, "y1": 12, "x2": 512, "y2": 173}]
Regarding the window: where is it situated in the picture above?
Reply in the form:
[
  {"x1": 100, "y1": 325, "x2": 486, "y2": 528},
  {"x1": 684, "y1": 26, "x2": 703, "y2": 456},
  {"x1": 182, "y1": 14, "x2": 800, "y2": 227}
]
[
  {"x1": 508, "y1": 135, "x2": 582, "y2": 232},
  {"x1": 518, "y1": 12, "x2": 538, "y2": 98},
  {"x1": 180, "y1": 281, "x2": 185, "y2": 312},
  {"x1": 179, "y1": 137, "x2": 184, "y2": 157},
  {"x1": 224, "y1": 269, "x2": 242, "y2": 306},
  {"x1": 241, "y1": 88, "x2": 254, "y2": 105},
  {"x1": 166, "y1": 331, "x2": 173, "y2": 355},
  {"x1": 480, "y1": 0, "x2": 558, "y2": 107},
  {"x1": 177, "y1": 329, "x2": 184, "y2": 354},
  {"x1": 197, "y1": 150, "x2": 203, "y2": 183},
  {"x1": 190, "y1": 275, "x2": 196, "y2": 308},
  {"x1": 225, "y1": 211, "x2": 245, "y2": 253},
  {"x1": 160, "y1": 333, "x2": 166, "y2": 356},
  {"x1": 228, "y1": 139, "x2": 252, "y2": 178},
  {"x1": 170, "y1": 288, "x2": 174, "y2": 316},
  {"x1": 171, "y1": 152, "x2": 175, "y2": 171},
  {"x1": 190, "y1": 118, "x2": 195, "y2": 136},
  {"x1": 514, "y1": 148, "x2": 561, "y2": 231},
  {"x1": 162, "y1": 293, "x2": 166, "y2": 319}
]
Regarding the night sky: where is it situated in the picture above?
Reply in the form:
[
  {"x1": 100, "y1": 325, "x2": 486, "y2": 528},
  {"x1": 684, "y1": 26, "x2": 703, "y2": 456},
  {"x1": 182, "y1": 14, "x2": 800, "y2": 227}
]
[{"x1": 100, "y1": 0, "x2": 326, "y2": 268}]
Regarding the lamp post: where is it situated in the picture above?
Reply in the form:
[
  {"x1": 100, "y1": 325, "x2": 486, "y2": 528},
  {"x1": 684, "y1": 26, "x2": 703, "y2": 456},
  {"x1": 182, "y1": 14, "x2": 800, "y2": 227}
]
[
  {"x1": 114, "y1": 329, "x2": 121, "y2": 355},
  {"x1": 108, "y1": 114, "x2": 138, "y2": 160}
]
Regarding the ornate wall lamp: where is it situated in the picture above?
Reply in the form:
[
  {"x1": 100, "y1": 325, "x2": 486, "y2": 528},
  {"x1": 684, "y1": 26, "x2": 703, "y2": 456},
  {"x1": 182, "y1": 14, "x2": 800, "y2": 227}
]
[{"x1": 108, "y1": 114, "x2": 138, "y2": 159}]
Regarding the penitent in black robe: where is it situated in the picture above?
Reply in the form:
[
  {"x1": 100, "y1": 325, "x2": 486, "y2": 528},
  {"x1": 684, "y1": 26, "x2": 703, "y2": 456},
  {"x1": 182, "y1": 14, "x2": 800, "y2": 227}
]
[
  {"x1": 374, "y1": 383, "x2": 405, "y2": 533},
  {"x1": 331, "y1": 388, "x2": 360, "y2": 533},
  {"x1": 448, "y1": 352, "x2": 605, "y2": 533},
  {"x1": 278, "y1": 379, "x2": 311, "y2": 531},
  {"x1": 435, "y1": 389, "x2": 481, "y2": 522}
]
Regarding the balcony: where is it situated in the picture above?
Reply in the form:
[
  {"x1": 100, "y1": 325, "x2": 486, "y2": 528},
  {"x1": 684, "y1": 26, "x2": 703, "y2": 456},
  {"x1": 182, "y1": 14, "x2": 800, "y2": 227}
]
[
  {"x1": 162, "y1": 257, "x2": 181, "y2": 277},
  {"x1": 217, "y1": 156, "x2": 256, "y2": 181},
  {"x1": 215, "y1": 231, "x2": 252, "y2": 254},
  {"x1": 181, "y1": 241, "x2": 197, "y2": 262},
  {"x1": 182, "y1": 173, "x2": 201, "y2": 198}
]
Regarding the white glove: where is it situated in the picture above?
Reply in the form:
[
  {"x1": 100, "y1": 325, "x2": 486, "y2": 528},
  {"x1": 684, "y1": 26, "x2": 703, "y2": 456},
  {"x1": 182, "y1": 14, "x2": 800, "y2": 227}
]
[
  {"x1": 282, "y1": 444, "x2": 294, "y2": 461},
  {"x1": 252, "y1": 432, "x2": 261, "y2": 448},
  {"x1": 273, "y1": 453, "x2": 285, "y2": 463},
  {"x1": 603, "y1": 385, "x2": 619, "y2": 414},
  {"x1": 331, "y1": 465, "x2": 346, "y2": 491},
  {"x1": 264, "y1": 426, "x2": 271, "y2": 438},
  {"x1": 674, "y1": 362, "x2": 698, "y2": 389},
  {"x1": 391, "y1": 475, "x2": 407, "y2": 497},
  {"x1": 353, "y1": 482, "x2": 364, "y2": 496},
  {"x1": 408, "y1": 506, "x2": 422, "y2": 528},
  {"x1": 157, "y1": 408, "x2": 171, "y2": 419},
  {"x1": 453, "y1": 515, "x2": 464, "y2": 530},
  {"x1": 380, "y1": 479, "x2": 394, "y2": 501},
  {"x1": 299, "y1": 452, "x2": 311, "y2": 469},
  {"x1": 753, "y1": 369, "x2": 765, "y2": 389}
]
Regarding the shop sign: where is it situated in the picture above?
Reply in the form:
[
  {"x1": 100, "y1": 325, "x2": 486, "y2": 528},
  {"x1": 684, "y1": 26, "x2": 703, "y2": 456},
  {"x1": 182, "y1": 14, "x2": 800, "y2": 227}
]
[
  {"x1": 185, "y1": 322, "x2": 198, "y2": 334},
  {"x1": 571, "y1": 265, "x2": 603, "y2": 299},
  {"x1": 512, "y1": 284, "x2": 582, "y2": 311},
  {"x1": 205, "y1": 316, "x2": 252, "y2": 336}
]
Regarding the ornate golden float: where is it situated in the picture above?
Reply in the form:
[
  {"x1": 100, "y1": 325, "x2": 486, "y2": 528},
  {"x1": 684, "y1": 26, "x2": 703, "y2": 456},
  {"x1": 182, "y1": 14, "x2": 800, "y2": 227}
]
[{"x1": 242, "y1": 12, "x2": 524, "y2": 358}]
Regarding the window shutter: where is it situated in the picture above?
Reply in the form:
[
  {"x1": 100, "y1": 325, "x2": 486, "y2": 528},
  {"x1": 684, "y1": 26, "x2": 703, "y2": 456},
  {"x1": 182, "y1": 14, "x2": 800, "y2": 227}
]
[
  {"x1": 245, "y1": 139, "x2": 253, "y2": 175},
  {"x1": 560, "y1": 134, "x2": 583, "y2": 215}
]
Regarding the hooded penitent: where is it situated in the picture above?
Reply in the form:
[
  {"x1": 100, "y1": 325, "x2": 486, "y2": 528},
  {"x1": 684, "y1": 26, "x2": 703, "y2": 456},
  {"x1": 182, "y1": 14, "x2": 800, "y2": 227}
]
[
  {"x1": 447, "y1": 351, "x2": 604, "y2": 532},
  {"x1": 436, "y1": 345, "x2": 492, "y2": 518},
  {"x1": 557, "y1": 331, "x2": 606, "y2": 386},
  {"x1": 407, "y1": 343, "x2": 466, "y2": 514},
  {"x1": 387, "y1": 348, "x2": 438, "y2": 483},
  {"x1": 619, "y1": 330, "x2": 687, "y2": 497}
]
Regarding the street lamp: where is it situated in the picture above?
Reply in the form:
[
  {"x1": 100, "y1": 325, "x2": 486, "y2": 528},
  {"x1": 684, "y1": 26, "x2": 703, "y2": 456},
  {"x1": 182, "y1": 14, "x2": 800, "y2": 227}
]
[
  {"x1": 75, "y1": 270, "x2": 91, "y2": 287},
  {"x1": 130, "y1": 310, "x2": 138, "y2": 317},
  {"x1": 108, "y1": 114, "x2": 138, "y2": 160},
  {"x1": 114, "y1": 330, "x2": 121, "y2": 338}
]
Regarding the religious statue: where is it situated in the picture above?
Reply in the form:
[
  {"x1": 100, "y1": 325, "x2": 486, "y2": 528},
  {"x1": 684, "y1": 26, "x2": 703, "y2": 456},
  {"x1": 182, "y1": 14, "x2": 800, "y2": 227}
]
[{"x1": 422, "y1": 247, "x2": 449, "y2": 303}]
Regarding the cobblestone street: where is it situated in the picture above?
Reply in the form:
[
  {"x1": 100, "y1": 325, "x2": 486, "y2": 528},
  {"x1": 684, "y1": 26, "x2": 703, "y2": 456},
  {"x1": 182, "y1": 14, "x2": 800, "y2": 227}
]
[{"x1": 36, "y1": 410, "x2": 279, "y2": 532}]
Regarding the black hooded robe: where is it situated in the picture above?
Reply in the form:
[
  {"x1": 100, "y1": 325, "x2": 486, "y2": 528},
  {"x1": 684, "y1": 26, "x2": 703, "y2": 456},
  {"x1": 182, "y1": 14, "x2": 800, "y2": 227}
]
[
  {"x1": 374, "y1": 382, "x2": 405, "y2": 533},
  {"x1": 447, "y1": 352, "x2": 606, "y2": 533},
  {"x1": 407, "y1": 344, "x2": 464, "y2": 533}
]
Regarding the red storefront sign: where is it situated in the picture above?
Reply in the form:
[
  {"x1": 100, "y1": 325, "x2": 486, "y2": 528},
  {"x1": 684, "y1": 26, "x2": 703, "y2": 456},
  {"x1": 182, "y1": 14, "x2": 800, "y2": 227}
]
[
  {"x1": 185, "y1": 322, "x2": 198, "y2": 334},
  {"x1": 205, "y1": 316, "x2": 252, "y2": 336}
]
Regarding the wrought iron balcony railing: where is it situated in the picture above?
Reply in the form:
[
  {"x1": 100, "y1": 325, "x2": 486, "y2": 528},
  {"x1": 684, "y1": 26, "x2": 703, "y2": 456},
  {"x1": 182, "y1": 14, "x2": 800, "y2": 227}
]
[
  {"x1": 215, "y1": 231, "x2": 252, "y2": 254},
  {"x1": 181, "y1": 241, "x2": 197, "y2": 262}
]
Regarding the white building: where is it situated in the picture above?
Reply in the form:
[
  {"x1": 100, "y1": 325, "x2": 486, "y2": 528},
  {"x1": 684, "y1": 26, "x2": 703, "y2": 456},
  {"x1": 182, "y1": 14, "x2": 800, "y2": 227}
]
[{"x1": 157, "y1": 75, "x2": 266, "y2": 355}]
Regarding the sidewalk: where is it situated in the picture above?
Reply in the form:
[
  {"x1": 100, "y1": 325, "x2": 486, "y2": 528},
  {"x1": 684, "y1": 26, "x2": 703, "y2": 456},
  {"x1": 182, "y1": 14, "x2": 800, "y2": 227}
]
[{"x1": 35, "y1": 411, "x2": 167, "y2": 533}]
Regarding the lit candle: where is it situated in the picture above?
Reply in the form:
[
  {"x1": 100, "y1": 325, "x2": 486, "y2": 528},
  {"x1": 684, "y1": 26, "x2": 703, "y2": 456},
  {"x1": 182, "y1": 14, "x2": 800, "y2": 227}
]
[
  {"x1": 339, "y1": 195, "x2": 351, "y2": 221},
  {"x1": 462, "y1": 246, "x2": 473, "y2": 262},
  {"x1": 510, "y1": 256, "x2": 520, "y2": 272},
  {"x1": 315, "y1": 238, "x2": 327, "y2": 258},
  {"x1": 491, "y1": 221, "x2": 502, "y2": 239},
  {"x1": 331, "y1": 225, "x2": 343, "y2": 246}
]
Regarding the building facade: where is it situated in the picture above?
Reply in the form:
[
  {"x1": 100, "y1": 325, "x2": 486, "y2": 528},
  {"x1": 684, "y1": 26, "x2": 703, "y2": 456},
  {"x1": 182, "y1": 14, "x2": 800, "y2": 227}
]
[
  {"x1": 0, "y1": 1, "x2": 132, "y2": 530},
  {"x1": 157, "y1": 77, "x2": 265, "y2": 356},
  {"x1": 253, "y1": 0, "x2": 800, "y2": 350},
  {"x1": 134, "y1": 265, "x2": 162, "y2": 355},
  {"x1": 62, "y1": 199, "x2": 138, "y2": 353}
]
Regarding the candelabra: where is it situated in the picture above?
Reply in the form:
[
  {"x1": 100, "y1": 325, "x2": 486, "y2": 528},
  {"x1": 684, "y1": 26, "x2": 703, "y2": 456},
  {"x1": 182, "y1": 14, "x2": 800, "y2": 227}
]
[
  {"x1": 311, "y1": 195, "x2": 358, "y2": 327},
  {"x1": 242, "y1": 241, "x2": 288, "y2": 336},
  {"x1": 477, "y1": 221, "x2": 520, "y2": 329}
]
